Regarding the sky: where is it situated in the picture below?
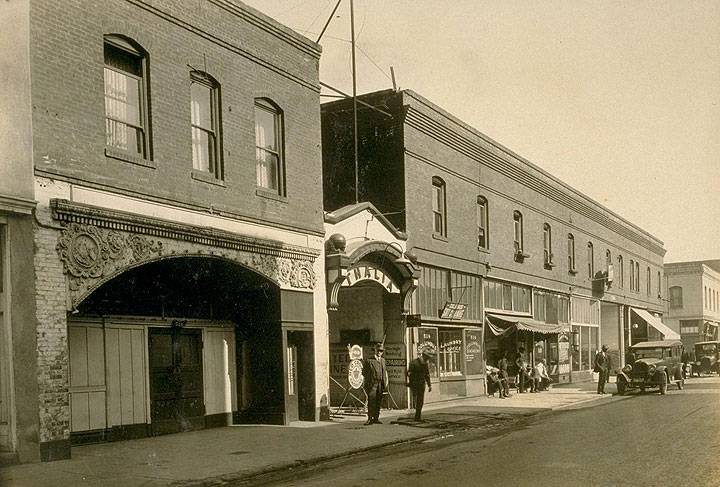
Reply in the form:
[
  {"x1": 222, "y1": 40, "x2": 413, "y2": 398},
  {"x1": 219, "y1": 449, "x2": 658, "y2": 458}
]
[{"x1": 242, "y1": 0, "x2": 720, "y2": 263}]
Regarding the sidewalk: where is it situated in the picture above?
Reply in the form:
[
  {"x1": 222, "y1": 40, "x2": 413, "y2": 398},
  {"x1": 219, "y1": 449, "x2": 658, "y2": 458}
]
[{"x1": 0, "y1": 381, "x2": 610, "y2": 487}]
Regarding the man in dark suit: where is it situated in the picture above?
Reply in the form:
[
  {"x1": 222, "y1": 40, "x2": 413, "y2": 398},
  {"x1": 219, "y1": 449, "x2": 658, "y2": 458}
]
[
  {"x1": 363, "y1": 342, "x2": 389, "y2": 425},
  {"x1": 594, "y1": 344, "x2": 611, "y2": 394},
  {"x1": 407, "y1": 349, "x2": 433, "y2": 421}
]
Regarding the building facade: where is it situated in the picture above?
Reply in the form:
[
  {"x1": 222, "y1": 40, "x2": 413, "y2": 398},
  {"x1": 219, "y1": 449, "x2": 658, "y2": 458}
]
[
  {"x1": 2, "y1": 0, "x2": 328, "y2": 463},
  {"x1": 665, "y1": 260, "x2": 720, "y2": 349},
  {"x1": 321, "y1": 89, "x2": 668, "y2": 403}
]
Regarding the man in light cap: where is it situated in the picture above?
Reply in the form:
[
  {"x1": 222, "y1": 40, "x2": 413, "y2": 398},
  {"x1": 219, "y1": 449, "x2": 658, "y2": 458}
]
[
  {"x1": 363, "y1": 342, "x2": 389, "y2": 425},
  {"x1": 407, "y1": 348, "x2": 433, "y2": 421},
  {"x1": 594, "y1": 344, "x2": 611, "y2": 394}
]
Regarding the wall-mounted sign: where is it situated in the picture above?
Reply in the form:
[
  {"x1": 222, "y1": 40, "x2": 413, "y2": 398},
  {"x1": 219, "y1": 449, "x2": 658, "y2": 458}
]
[
  {"x1": 440, "y1": 302, "x2": 467, "y2": 320},
  {"x1": 342, "y1": 265, "x2": 399, "y2": 293},
  {"x1": 464, "y1": 329, "x2": 483, "y2": 375}
]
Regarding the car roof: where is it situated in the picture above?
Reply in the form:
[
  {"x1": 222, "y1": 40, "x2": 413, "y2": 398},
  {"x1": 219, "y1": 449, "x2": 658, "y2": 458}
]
[
  {"x1": 631, "y1": 340, "x2": 683, "y2": 349},
  {"x1": 695, "y1": 341, "x2": 720, "y2": 345}
]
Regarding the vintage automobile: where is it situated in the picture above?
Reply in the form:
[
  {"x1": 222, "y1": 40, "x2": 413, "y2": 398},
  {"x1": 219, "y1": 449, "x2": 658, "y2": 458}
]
[
  {"x1": 616, "y1": 340, "x2": 685, "y2": 395},
  {"x1": 693, "y1": 341, "x2": 720, "y2": 375}
]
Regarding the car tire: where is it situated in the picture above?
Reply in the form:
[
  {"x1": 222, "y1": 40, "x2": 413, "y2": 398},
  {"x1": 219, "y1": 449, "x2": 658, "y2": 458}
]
[
  {"x1": 659, "y1": 372, "x2": 667, "y2": 395},
  {"x1": 616, "y1": 378, "x2": 627, "y2": 396}
]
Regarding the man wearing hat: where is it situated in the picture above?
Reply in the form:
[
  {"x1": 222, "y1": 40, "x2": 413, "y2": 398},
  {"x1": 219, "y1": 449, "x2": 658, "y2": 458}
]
[
  {"x1": 407, "y1": 348, "x2": 433, "y2": 421},
  {"x1": 363, "y1": 342, "x2": 389, "y2": 425},
  {"x1": 594, "y1": 344, "x2": 611, "y2": 394}
]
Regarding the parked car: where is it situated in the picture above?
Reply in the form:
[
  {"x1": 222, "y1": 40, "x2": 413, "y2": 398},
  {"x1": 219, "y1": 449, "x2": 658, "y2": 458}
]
[
  {"x1": 693, "y1": 341, "x2": 720, "y2": 375},
  {"x1": 617, "y1": 340, "x2": 685, "y2": 395}
]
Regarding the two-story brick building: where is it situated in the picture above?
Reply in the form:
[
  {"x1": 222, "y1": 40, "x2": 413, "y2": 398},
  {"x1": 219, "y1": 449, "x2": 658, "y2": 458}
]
[
  {"x1": 2, "y1": 0, "x2": 328, "y2": 463},
  {"x1": 321, "y1": 89, "x2": 669, "y2": 405},
  {"x1": 665, "y1": 260, "x2": 720, "y2": 349}
]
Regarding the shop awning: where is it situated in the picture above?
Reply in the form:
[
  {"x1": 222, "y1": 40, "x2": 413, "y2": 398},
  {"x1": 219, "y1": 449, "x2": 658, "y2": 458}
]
[
  {"x1": 485, "y1": 313, "x2": 566, "y2": 336},
  {"x1": 631, "y1": 308, "x2": 680, "y2": 340}
]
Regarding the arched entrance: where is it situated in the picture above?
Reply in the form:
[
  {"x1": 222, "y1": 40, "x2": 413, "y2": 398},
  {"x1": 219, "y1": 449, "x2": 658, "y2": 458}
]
[{"x1": 68, "y1": 256, "x2": 309, "y2": 443}]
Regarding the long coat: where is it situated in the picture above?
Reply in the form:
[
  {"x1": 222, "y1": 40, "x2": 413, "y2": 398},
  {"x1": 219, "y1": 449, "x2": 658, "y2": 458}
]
[{"x1": 362, "y1": 356, "x2": 388, "y2": 393}]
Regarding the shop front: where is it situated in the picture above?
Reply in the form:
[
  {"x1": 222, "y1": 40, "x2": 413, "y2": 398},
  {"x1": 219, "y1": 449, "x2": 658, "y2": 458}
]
[
  {"x1": 569, "y1": 296, "x2": 600, "y2": 382},
  {"x1": 324, "y1": 203, "x2": 419, "y2": 410}
]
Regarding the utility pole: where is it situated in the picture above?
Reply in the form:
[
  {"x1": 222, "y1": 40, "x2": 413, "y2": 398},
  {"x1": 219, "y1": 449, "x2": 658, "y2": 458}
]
[{"x1": 350, "y1": 0, "x2": 358, "y2": 204}]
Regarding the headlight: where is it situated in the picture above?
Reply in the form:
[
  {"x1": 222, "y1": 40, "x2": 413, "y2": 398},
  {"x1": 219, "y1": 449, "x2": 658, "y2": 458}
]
[
  {"x1": 647, "y1": 365, "x2": 656, "y2": 375},
  {"x1": 622, "y1": 364, "x2": 632, "y2": 373}
]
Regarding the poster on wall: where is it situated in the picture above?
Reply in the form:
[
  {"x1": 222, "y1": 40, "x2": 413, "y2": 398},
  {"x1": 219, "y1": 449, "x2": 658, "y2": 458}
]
[
  {"x1": 558, "y1": 333, "x2": 571, "y2": 374},
  {"x1": 416, "y1": 327, "x2": 439, "y2": 378},
  {"x1": 382, "y1": 342, "x2": 407, "y2": 384},
  {"x1": 464, "y1": 329, "x2": 484, "y2": 375}
]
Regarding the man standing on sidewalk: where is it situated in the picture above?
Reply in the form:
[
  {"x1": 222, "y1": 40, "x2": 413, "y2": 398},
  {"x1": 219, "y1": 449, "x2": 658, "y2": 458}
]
[
  {"x1": 594, "y1": 345, "x2": 611, "y2": 394},
  {"x1": 407, "y1": 349, "x2": 433, "y2": 421},
  {"x1": 363, "y1": 342, "x2": 388, "y2": 425}
]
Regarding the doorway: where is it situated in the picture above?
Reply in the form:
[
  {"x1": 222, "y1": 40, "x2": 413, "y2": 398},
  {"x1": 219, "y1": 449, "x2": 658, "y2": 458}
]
[
  {"x1": 149, "y1": 327, "x2": 205, "y2": 435},
  {"x1": 286, "y1": 330, "x2": 315, "y2": 422}
]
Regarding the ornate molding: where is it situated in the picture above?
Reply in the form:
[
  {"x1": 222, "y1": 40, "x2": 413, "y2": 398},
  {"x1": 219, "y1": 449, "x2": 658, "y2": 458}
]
[{"x1": 55, "y1": 219, "x2": 317, "y2": 308}]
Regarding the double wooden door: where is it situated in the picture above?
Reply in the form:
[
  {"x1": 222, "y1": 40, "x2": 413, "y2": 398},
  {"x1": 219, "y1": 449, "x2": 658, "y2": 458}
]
[{"x1": 149, "y1": 327, "x2": 205, "y2": 435}]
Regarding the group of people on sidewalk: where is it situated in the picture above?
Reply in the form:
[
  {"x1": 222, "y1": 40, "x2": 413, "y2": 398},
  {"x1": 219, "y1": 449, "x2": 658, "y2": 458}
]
[{"x1": 486, "y1": 349, "x2": 553, "y2": 398}]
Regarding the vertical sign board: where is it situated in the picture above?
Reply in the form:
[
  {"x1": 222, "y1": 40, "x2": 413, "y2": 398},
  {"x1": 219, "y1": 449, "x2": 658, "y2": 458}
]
[
  {"x1": 417, "y1": 327, "x2": 439, "y2": 379},
  {"x1": 558, "y1": 333, "x2": 570, "y2": 375},
  {"x1": 382, "y1": 343, "x2": 406, "y2": 384},
  {"x1": 464, "y1": 329, "x2": 483, "y2": 375},
  {"x1": 329, "y1": 344, "x2": 350, "y2": 405}
]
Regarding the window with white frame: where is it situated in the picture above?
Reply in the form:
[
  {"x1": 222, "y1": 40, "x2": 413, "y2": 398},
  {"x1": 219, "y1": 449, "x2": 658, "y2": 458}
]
[
  {"x1": 617, "y1": 255, "x2": 624, "y2": 288},
  {"x1": 586, "y1": 242, "x2": 594, "y2": 279},
  {"x1": 432, "y1": 177, "x2": 446, "y2": 237},
  {"x1": 255, "y1": 99, "x2": 284, "y2": 194},
  {"x1": 630, "y1": 260, "x2": 635, "y2": 291},
  {"x1": 513, "y1": 211, "x2": 524, "y2": 254},
  {"x1": 104, "y1": 36, "x2": 149, "y2": 158},
  {"x1": 567, "y1": 233, "x2": 576, "y2": 272},
  {"x1": 477, "y1": 196, "x2": 488, "y2": 249},
  {"x1": 543, "y1": 223, "x2": 553, "y2": 267},
  {"x1": 190, "y1": 73, "x2": 222, "y2": 178}
]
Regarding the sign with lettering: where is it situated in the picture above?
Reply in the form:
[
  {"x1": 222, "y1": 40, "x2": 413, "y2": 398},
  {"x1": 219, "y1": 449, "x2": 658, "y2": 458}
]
[
  {"x1": 417, "y1": 327, "x2": 439, "y2": 378},
  {"x1": 383, "y1": 342, "x2": 407, "y2": 384},
  {"x1": 348, "y1": 359, "x2": 364, "y2": 390},
  {"x1": 464, "y1": 329, "x2": 483, "y2": 375},
  {"x1": 440, "y1": 302, "x2": 467, "y2": 320},
  {"x1": 342, "y1": 265, "x2": 399, "y2": 293}
]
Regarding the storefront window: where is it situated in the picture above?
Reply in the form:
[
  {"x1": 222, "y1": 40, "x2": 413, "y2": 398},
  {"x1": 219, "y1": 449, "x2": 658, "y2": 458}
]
[
  {"x1": 581, "y1": 326, "x2": 590, "y2": 370},
  {"x1": 571, "y1": 325, "x2": 581, "y2": 372},
  {"x1": 590, "y1": 327, "x2": 598, "y2": 361},
  {"x1": 484, "y1": 280, "x2": 531, "y2": 314},
  {"x1": 464, "y1": 329, "x2": 483, "y2": 375},
  {"x1": 417, "y1": 327, "x2": 439, "y2": 379},
  {"x1": 438, "y1": 329, "x2": 463, "y2": 377}
]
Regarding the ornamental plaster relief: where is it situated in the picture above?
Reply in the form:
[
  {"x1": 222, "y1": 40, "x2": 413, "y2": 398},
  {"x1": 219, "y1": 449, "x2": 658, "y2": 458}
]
[{"x1": 56, "y1": 222, "x2": 317, "y2": 308}]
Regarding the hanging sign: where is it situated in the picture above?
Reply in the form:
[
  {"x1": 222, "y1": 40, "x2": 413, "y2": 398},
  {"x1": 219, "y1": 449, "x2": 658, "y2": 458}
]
[{"x1": 342, "y1": 265, "x2": 399, "y2": 293}]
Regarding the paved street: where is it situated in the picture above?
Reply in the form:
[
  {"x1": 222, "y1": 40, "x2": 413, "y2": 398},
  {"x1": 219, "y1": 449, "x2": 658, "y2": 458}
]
[{"x1": 240, "y1": 376, "x2": 720, "y2": 487}]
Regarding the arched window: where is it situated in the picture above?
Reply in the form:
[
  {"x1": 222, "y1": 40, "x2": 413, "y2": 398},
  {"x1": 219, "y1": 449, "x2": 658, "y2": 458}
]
[
  {"x1": 513, "y1": 211, "x2": 524, "y2": 254},
  {"x1": 104, "y1": 35, "x2": 150, "y2": 159},
  {"x1": 543, "y1": 223, "x2": 552, "y2": 267},
  {"x1": 587, "y1": 242, "x2": 594, "y2": 278},
  {"x1": 431, "y1": 177, "x2": 446, "y2": 237},
  {"x1": 635, "y1": 261, "x2": 640, "y2": 292},
  {"x1": 477, "y1": 196, "x2": 488, "y2": 249},
  {"x1": 630, "y1": 260, "x2": 635, "y2": 291},
  {"x1": 646, "y1": 266, "x2": 651, "y2": 296},
  {"x1": 255, "y1": 98, "x2": 285, "y2": 194},
  {"x1": 567, "y1": 233, "x2": 576, "y2": 272},
  {"x1": 669, "y1": 286, "x2": 683, "y2": 308},
  {"x1": 657, "y1": 270, "x2": 661, "y2": 297},
  {"x1": 191, "y1": 72, "x2": 222, "y2": 179},
  {"x1": 617, "y1": 255, "x2": 624, "y2": 288}
]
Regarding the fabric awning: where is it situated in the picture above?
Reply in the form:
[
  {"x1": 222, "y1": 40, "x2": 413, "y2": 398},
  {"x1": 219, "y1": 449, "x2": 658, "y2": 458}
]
[
  {"x1": 631, "y1": 308, "x2": 680, "y2": 340},
  {"x1": 485, "y1": 313, "x2": 566, "y2": 336}
]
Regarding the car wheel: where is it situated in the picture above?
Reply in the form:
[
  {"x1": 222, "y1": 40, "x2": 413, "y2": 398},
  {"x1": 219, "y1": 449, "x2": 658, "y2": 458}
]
[
  {"x1": 659, "y1": 372, "x2": 668, "y2": 395},
  {"x1": 677, "y1": 378, "x2": 684, "y2": 390},
  {"x1": 616, "y1": 378, "x2": 627, "y2": 396}
]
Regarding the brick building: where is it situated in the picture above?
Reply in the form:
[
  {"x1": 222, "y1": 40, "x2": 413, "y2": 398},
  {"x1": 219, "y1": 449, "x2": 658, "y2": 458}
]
[
  {"x1": 2, "y1": 0, "x2": 328, "y2": 463},
  {"x1": 665, "y1": 260, "x2": 720, "y2": 348},
  {"x1": 321, "y1": 89, "x2": 669, "y2": 404}
]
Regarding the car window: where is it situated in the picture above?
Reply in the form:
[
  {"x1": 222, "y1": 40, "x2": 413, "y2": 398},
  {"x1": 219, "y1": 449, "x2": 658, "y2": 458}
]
[{"x1": 635, "y1": 348, "x2": 663, "y2": 359}]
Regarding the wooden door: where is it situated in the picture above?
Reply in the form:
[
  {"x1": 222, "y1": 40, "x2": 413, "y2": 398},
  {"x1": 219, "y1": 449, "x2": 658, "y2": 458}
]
[{"x1": 149, "y1": 327, "x2": 205, "y2": 435}]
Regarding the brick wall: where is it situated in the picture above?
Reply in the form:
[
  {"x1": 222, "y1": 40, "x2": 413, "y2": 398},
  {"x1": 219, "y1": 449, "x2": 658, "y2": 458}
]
[
  {"x1": 29, "y1": 0, "x2": 323, "y2": 236},
  {"x1": 33, "y1": 204, "x2": 70, "y2": 446}
]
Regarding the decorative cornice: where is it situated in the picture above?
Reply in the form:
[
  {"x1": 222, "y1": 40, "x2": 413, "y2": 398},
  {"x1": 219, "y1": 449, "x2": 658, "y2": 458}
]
[
  {"x1": 402, "y1": 103, "x2": 665, "y2": 256},
  {"x1": 0, "y1": 194, "x2": 36, "y2": 215},
  {"x1": 124, "y1": 0, "x2": 320, "y2": 92},
  {"x1": 51, "y1": 199, "x2": 319, "y2": 262}
]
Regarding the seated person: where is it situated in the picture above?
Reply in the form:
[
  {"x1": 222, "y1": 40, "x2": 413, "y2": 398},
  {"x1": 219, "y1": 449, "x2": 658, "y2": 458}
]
[
  {"x1": 486, "y1": 367, "x2": 505, "y2": 398},
  {"x1": 533, "y1": 359, "x2": 552, "y2": 391}
]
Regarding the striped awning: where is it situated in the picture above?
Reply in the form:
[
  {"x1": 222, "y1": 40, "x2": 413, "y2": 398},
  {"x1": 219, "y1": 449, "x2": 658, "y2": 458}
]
[{"x1": 485, "y1": 313, "x2": 565, "y2": 336}]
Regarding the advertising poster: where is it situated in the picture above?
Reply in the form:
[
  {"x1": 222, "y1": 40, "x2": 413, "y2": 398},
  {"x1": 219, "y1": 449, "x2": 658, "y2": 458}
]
[
  {"x1": 417, "y1": 327, "x2": 439, "y2": 378},
  {"x1": 464, "y1": 329, "x2": 483, "y2": 375}
]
